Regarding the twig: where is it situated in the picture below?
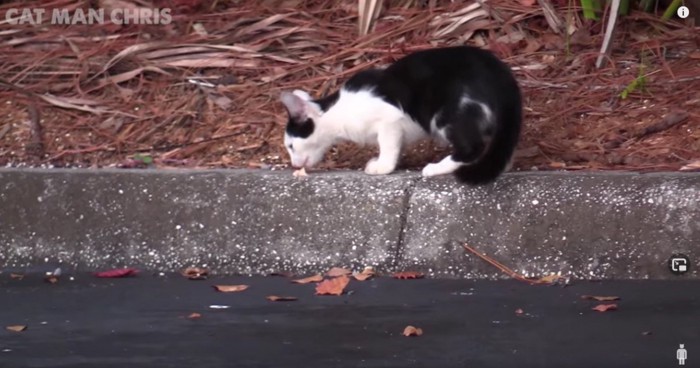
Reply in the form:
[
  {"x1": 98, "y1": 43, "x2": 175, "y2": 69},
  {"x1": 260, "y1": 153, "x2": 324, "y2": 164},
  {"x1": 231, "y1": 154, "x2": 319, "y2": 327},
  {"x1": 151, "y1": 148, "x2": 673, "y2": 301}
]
[{"x1": 462, "y1": 243, "x2": 549, "y2": 284}]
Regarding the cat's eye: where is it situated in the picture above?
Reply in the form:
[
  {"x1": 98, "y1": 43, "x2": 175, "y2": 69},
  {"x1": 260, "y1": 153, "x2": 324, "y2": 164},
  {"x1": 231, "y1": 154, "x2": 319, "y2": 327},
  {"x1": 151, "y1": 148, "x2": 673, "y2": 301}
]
[{"x1": 287, "y1": 144, "x2": 294, "y2": 151}]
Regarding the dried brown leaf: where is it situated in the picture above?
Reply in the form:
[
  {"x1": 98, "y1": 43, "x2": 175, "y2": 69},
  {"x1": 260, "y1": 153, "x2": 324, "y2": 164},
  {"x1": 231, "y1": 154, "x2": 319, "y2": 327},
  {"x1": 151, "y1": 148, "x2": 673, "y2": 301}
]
[
  {"x1": 292, "y1": 274, "x2": 324, "y2": 284},
  {"x1": 39, "y1": 95, "x2": 109, "y2": 115},
  {"x1": 266, "y1": 295, "x2": 298, "y2": 302},
  {"x1": 315, "y1": 275, "x2": 350, "y2": 296},
  {"x1": 353, "y1": 267, "x2": 376, "y2": 281},
  {"x1": 592, "y1": 304, "x2": 618, "y2": 312},
  {"x1": 392, "y1": 271, "x2": 424, "y2": 279},
  {"x1": 581, "y1": 295, "x2": 620, "y2": 301},
  {"x1": 182, "y1": 267, "x2": 209, "y2": 280},
  {"x1": 403, "y1": 325, "x2": 423, "y2": 336},
  {"x1": 212, "y1": 285, "x2": 249, "y2": 293},
  {"x1": 6, "y1": 325, "x2": 27, "y2": 332},
  {"x1": 187, "y1": 312, "x2": 202, "y2": 319},
  {"x1": 10, "y1": 273, "x2": 24, "y2": 280},
  {"x1": 535, "y1": 274, "x2": 566, "y2": 284}
]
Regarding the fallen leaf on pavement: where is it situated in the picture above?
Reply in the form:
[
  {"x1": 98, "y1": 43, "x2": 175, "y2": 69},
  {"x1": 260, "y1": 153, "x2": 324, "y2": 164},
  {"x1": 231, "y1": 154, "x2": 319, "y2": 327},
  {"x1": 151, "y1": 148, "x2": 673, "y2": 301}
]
[
  {"x1": 315, "y1": 275, "x2": 350, "y2": 295},
  {"x1": 353, "y1": 266, "x2": 376, "y2": 281},
  {"x1": 592, "y1": 304, "x2": 618, "y2": 312},
  {"x1": 187, "y1": 313, "x2": 202, "y2": 319},
  {"x1": 6, "y1": 325, "x2": 27, "y2": 332},
  {"x1": 392, "y1": 271, "x2": 424, "y2": 279},
  {"x1": 212, "y1": 285, "x2": 249, "y2": 293},
  {"x1": 292, "y1": 274, "x2": 324, "y2": 284},
  {"x1": 326, "y1": 267, "x2": 352, "y2": 277},
  {"x1": 94, "y1": 268, "x2": 138, "y2": 278},
  {"x1": 266, "y1": 296, "x2": 298, "y2": 302},
  {"x1": 10, "y1": 273, "x2": 24, "y2": 280},
  {"x1": 535, "y1": 274, "x2": 567, "y2": 284},
  {"x1": 182, "y1": 267, "x2": 209, "y2": 280},
  {"x1": 642, "y1": 331, "x2": 652, "y2": 336},
  {"x1": 403, "y1": 325, "x2": 423, "y2": 337},
  {"x1": 581, "y1": 295, "x2": 620, "y2": 301},
  {"x1": 44, "y1": 268, "x2": 62, "y2": 283},
  {"x1": 515, "y1": 308, "x2": 524, "y2": 315}
]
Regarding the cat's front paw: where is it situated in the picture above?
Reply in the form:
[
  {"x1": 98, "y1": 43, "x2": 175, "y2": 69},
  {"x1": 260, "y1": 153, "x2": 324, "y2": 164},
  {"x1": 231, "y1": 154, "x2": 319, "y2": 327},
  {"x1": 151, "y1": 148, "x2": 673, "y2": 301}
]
[
  {"x1": 421, "y1": 163, "x2": 443, "y2": 177},
  {"x1": 364, "y1": 158, "x2": 395, "y2": 175}
]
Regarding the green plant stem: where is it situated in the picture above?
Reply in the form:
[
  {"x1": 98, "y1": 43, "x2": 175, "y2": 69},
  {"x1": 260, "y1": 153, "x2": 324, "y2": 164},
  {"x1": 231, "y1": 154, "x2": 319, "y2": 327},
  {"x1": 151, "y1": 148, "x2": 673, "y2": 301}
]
[
  {"x1": 580, "y1": 0, "x2": 599, "y2": 19},
  {"x1": 662, "y1": 0, "x2": 682, "y2": 19}
]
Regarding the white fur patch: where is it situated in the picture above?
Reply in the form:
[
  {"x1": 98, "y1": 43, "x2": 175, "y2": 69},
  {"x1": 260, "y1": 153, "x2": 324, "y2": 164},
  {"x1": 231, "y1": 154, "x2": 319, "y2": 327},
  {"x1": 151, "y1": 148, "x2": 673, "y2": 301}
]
[
  {"x1": 422, "y1": 156, "x2": 463, "y2": 177},
  {"x1": 460, "y1": 94, "x2": 493, "y2": 121},
  {"x1": 320, "y1": 89, "x2": 426, "y2": 146}
]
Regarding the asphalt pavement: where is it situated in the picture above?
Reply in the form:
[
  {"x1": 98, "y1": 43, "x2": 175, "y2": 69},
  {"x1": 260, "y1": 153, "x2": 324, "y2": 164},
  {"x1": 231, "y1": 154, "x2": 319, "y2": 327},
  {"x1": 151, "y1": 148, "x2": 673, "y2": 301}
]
[{"x1": 1, "y1": 273, "x2": 698, "y2": 368}]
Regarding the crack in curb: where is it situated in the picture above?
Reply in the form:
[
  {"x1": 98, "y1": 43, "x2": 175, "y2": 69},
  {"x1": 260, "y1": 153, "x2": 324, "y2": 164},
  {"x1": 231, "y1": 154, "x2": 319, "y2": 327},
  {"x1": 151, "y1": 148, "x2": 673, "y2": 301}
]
[{"x1": 392, "y1": 176, "x2": 421, "y2": 271}]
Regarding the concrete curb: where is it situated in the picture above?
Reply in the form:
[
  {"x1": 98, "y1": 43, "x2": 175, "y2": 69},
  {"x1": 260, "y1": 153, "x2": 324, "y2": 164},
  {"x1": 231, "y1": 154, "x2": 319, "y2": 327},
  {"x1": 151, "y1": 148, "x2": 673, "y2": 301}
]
[{"x1": 1, "y1": 169, "x2": 698, "y2": 279}]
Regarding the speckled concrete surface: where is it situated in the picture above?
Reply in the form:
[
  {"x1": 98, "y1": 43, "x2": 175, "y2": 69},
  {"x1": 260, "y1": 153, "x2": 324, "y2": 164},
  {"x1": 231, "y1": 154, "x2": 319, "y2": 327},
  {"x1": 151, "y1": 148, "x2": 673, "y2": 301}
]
[
  {"x1": 0, "y1": 169, "x2": 698, "y2": 279},
  {"x1": 0, "y1": 169, "x2": 415, "y2": 275},
  {"x1": 402, "y1": 172, "x2": 700, "y2": 279}
]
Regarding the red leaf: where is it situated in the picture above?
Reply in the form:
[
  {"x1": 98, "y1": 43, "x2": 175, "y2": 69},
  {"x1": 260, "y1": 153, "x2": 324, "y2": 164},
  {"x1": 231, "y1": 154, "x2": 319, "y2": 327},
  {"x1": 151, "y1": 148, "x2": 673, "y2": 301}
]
[
  {"x1": 392, "y1": 271, "x2": 424, "y2": 279},
  {"x1": 592, "y1": 304, "x2": 618, "y2": 312},
  {"x1": 187, "y1": 313, "x2": 202, "y2": 319},
  {"x1": 94, "y1": 268, "x2": 138, "y2": 278},
  {"x1": 315, "y1": 275, "x2": 350, "y2": 296},
  {"x1": 581, "y1": 295, "x2": 620, "y2": 301}
]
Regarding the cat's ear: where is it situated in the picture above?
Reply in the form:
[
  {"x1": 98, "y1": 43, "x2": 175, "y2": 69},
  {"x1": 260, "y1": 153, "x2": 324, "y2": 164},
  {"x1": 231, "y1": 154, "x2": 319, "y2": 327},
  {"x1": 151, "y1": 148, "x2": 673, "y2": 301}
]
[{"x1": 280, "y1": 91, "x2": 308, "y2": 121}]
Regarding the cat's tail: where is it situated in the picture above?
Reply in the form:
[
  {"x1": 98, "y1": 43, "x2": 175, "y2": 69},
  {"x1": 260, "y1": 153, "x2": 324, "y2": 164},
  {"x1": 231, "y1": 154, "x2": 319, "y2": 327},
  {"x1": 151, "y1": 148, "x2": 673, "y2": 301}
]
[{"x1": 453, "y1": 102, "x2": 521, "y2": 185}]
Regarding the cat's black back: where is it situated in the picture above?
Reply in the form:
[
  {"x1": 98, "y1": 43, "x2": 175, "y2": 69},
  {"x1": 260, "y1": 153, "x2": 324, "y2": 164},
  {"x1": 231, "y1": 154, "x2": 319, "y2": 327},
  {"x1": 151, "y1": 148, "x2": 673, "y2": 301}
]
[{"x1": 343, "y1": 46, "x2": 522, "y2": 184}]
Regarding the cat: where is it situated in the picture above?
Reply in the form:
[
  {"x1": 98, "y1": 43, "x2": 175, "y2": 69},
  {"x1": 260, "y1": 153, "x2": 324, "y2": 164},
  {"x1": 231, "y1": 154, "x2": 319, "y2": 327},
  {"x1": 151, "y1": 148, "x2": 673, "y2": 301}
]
[{"x1": 279, "y1": 45, "x2": 522, "y2": 185}]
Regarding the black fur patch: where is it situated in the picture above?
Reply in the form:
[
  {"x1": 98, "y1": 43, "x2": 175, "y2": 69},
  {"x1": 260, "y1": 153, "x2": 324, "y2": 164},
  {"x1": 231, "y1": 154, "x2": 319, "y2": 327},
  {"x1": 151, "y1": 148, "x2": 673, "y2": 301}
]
[{"x1": 285, "y1": 117, "x2": 315, "y2": 138}]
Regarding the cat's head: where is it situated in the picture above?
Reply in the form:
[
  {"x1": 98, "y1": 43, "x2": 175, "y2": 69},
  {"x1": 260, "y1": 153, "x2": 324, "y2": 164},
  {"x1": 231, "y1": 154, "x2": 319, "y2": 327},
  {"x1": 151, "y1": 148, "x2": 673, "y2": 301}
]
[{"x1": 279, "y1": 90, "x2": 331, "y2": 169}]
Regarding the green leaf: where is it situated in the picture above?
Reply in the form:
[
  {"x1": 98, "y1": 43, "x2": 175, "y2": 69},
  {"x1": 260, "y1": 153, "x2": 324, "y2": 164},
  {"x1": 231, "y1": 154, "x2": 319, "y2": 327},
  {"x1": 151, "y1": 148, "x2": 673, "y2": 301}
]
[{"x1": 134, "y1": 154, "x2": 154, "y2": 165}]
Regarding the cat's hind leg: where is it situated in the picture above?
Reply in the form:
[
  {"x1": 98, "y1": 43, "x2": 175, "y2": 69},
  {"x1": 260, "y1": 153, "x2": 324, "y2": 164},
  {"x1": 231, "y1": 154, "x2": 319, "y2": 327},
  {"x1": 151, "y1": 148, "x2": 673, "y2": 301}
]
[
  {"x1": 422, "y1": 155, "x2": 463, "y2": 177},
  {"x1": 423, "y1": 99, "x2": 488, "y2": 178}
]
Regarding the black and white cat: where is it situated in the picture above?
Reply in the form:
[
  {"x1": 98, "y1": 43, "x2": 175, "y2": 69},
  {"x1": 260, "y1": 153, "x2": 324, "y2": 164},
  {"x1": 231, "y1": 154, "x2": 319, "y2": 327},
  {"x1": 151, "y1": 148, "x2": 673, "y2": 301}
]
[{"x1": 279, "y1": 46, "x2": 522, "y2": 185}]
